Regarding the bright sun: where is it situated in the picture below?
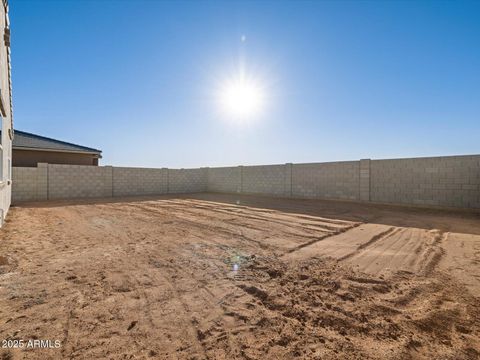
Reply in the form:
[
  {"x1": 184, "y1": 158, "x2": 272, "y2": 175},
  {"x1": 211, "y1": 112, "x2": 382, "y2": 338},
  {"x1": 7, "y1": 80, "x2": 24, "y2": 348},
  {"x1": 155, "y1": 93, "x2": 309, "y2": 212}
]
[{"x1": 219, "y1": 76, "x2": 265, "y2": 120}]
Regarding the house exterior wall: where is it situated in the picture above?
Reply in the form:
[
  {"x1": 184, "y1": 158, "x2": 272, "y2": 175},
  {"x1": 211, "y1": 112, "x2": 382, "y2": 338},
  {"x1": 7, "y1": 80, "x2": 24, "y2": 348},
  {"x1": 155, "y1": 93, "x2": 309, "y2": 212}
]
[
  {"x1": 12, "y1": 155, "x2": 480, "y2": 209},
  {"x1": 12, "y1": 149, "x2": 99, "y2": 167},
  {"x1": 0, "y1": 1, "x2": 12, "y2": 227}
]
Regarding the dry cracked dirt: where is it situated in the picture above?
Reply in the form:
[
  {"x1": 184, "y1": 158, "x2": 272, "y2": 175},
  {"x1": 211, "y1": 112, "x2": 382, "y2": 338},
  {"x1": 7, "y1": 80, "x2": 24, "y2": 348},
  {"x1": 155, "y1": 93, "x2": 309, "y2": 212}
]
[{"x1": 0, "y1": 193, "x2": 479, "y2": 359}]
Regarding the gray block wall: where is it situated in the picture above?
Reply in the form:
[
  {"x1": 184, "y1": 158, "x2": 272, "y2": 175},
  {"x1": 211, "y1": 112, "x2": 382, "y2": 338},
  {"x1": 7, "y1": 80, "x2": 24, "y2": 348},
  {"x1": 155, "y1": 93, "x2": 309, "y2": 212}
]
[
  {"x1": 359, "y1": 159, "x2": 371, "y2": 201},
  {"x1": 242, "y1": 164, "x2": 287, "y2": 196},
  {"x1": 370, "y1": 155, "x2": 480, "y2": 208},
  {"x1": 168, "y1": 168, "x2": 207, "y2": 194},
  {"x1": 11, "y1": 155, "x2": 480, "y2": 209},
  {"x1": 11, "y1": 166, "x2": 46, "y2": 202},
  {"x1": 12, "y1": 164, "x2": 207, "y2": 203},
  {"x1": 207, "y1": 166, "x2": 242, "y2": 193},
  {"x1": 113, "y1": 167, "x2": 168, "y2": 197},
  {"x1": 292, "y1": 161, "x2": 360, "y2": 200},
  {"x1": 47, "y1": 164, "x2": 113, "y2": 200}
]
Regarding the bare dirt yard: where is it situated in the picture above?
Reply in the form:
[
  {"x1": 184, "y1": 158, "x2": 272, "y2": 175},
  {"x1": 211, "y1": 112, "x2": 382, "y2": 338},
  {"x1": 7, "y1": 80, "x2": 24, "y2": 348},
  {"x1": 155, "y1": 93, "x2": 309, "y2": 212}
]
[{"x1": 1, "y1": 193, "x2": 480, "y2": 359}]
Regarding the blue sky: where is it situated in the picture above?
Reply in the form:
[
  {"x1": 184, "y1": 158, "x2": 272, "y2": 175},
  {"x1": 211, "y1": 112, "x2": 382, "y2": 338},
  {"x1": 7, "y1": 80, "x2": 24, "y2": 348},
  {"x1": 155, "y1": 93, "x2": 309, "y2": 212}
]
[{"x1": 10, "y1": 0, "x2": 480, "y2": 168}]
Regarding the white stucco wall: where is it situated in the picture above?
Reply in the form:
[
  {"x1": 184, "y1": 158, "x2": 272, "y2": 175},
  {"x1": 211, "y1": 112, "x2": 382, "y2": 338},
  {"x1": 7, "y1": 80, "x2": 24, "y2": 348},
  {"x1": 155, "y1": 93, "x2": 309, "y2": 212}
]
[{"x1": 0, "y1": 1, "x2": 12, "y2": 227}]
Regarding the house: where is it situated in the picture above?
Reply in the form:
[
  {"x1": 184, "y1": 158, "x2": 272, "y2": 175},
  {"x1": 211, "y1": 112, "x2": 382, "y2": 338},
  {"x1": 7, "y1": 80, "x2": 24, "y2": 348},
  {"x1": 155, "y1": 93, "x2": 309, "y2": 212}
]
[
  {"x1": 0, "y1": 0, "x2": 12, "y2": 227},
  {"x1": 12, "y1": 130, "x2": 102, "y2": 167}
]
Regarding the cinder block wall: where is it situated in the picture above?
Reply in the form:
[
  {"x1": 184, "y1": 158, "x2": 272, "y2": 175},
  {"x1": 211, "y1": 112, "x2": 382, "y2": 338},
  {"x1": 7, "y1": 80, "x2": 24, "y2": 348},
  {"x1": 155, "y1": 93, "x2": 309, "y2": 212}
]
[
  {"x1": 11, "y1": 155, "x2": 480, "y2": 209},
  {"x1": 11, "y1": 163, "x2": 209, "y2": 203},
  {"x1": 205, "y1": 156, "x2": 479, "y2": 209},
  {"x1": 48, "y1": 164, "x2": 113, "y2": 200},
  {"x1": 207, "y1": 166, "x2": 242, "y2": 193},
  {"x1": 292, "y1": 161, "x2": 360, "y2": 200},
  {"x1": 242, "y1": 164, "x2": 287, "y2": 196},
  {"x1": 168, "y1": 168, "x2": 208, "y2": 194},
  {"x1": 370, "y1": 155, "x2": 480, "y2": 208},
  {"x1": 113, "y1": 167, "x2": 168, "y2": 197},
  {"x1": 11, "y1": 166, "x2": 45, "y2": 202}
]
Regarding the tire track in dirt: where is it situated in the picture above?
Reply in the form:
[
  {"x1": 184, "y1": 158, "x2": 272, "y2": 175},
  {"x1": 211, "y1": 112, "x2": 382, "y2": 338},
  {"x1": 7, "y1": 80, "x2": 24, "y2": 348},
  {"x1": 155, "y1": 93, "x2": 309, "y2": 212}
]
[
  {"x1": 418, "y1": 230, "x2": 447, "y2": 276},
  {"x1": 282, "y1": 220, "x2": 448, "y2": 279},
  {"x1": 439, "y1": 232, "x2": 480, "y2": 297},
  {"x1": 152, "y1": 201, "x2": 335, "y2": 239},
  {"x1": 183, "y1": 199, "x2": 356, "y2": 226},
  {"x1": 124, "y1": 201, "x2": 339, "y2": 253},
  {"x1": 342, "y1": 227, "x2": 447, "y2": 277},
  {"x1": 178, "y1": 199, "x2": 356, "y2": 229},
  {"x1": 119, "y1": 203, "x2": 276, "y2": 251},
  {"x1": 138, "y1": 200, "x2": 359, "y2": 256},
  {"x1": 283, "y1": 231, "x2": 351, "y2": 255},
  {"x1": 158, "y1": 200, "x2": 347, "y2": 236},
  {"x1": 350, "y1": 228, "x2": 412, "y2": 275},
  {"x1": 338, "y1": 227, "x2": 399, "y2": 261}
]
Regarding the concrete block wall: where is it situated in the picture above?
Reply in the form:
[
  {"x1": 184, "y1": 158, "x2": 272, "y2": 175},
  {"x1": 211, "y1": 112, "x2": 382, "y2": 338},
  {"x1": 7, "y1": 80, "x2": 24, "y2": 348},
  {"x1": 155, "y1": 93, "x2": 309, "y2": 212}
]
[
  {"x1": 48, "y1": 164, "x2": 113, "y2": 200},
  {"x1": 291, "y1": 161, "x2": 360, "y2": 200},
  {"x1": 12, "y1": 167, "x2": 43, "y2": 202},
  {"x1": 207, "y1": 166, "x2": 242, "y2": 193},
  {"x1": 12, "y1": 164, "x2": 208, "y2": 202},
  {"x1": 113, "y1": 167, "x2": 168, "y2": 197},
  {"x1": 11, "y1": 155, "x2": 480, "y2": 209},
  {"x1": 205, "y1": 156, "x2": 479, "y2": 208},
  {"x1": 370, "y1": 155, "x2": 480, "y2": 208},
  {"x1": 168, "y1": 168, "x2": 207, "y2": 194},
  {"x1": 242, "y1": 164, "x2": 287, "y2": 196},
  {"x1": 285, "y1": 163, "x2": 293, "y2": 197},
  {"x1": 359, "y1": 159, "x2": 371, "y2": 201}
]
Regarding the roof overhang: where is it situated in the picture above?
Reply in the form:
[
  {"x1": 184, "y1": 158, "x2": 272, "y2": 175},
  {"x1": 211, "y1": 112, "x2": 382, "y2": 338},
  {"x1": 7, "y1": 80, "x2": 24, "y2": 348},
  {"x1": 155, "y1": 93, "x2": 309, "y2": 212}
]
[{"x1": 13, "y1": 146, "x2": 102, "y2": 158}]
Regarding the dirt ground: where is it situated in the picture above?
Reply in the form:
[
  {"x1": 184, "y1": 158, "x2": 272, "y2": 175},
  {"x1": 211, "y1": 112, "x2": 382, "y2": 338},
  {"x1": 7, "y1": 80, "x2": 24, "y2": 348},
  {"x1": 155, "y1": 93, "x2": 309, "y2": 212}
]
[{"x1": 0, "y1": 193, "x2": 479, "y2": 359}]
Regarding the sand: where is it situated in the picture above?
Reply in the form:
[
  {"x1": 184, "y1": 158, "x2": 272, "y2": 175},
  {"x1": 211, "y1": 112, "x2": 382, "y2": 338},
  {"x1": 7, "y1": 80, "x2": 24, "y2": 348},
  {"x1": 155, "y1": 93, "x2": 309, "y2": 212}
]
[{"x1": 0, "y1": 193, "x2": 479, "y2": 359}]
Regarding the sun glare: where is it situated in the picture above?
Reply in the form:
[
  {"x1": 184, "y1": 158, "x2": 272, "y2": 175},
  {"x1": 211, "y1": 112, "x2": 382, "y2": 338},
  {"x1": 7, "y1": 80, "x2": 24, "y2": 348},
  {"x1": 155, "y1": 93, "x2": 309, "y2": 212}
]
[{"x1": 218, "y1": 75, "x2": 265, "y2": 121}]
